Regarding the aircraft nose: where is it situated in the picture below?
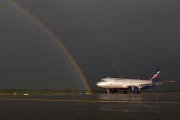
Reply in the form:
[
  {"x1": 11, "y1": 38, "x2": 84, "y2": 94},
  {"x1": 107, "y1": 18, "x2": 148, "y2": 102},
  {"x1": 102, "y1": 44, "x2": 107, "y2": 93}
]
[
  {"x1": 96, "y1": 82, "x2": 100, "y2": 87},
  {"x1": 96, "y1": 82, "x2": 103, "y2": 88}
]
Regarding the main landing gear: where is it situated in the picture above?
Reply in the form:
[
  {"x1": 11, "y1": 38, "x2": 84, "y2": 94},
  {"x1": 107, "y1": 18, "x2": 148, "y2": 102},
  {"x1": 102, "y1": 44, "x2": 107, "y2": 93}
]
[
  {"x1": 137, "y1": 88, "x2": 141, "y2": 94},
  {"x1": 136, "y1": 91, "x2": 141, "y2": 94},
  {"x1": 123, "y1": 91, "x2": 128, "y2": 94}
]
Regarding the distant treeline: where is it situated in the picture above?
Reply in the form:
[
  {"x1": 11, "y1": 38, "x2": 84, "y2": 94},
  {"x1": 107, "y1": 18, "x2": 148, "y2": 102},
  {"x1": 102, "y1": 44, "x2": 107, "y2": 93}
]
[
  {"x1": 0, "y1": 88, "x2": 104, "y2": 94},
  {"x1": 0, "y1": 88, "x2": 179, "y2": 94}
]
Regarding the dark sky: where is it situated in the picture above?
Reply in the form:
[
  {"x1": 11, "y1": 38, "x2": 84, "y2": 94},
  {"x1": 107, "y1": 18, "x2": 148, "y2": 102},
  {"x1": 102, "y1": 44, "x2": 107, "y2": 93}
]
[{"x1": 0, "y1": 0, "x2": 179, "y2": 90}]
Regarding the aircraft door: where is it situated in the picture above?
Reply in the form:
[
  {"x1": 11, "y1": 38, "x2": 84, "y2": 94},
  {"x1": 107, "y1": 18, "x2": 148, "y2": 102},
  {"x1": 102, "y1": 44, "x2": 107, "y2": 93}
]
[{"x1": 109, "y1": 80, "x2": 112, "y2": 85}]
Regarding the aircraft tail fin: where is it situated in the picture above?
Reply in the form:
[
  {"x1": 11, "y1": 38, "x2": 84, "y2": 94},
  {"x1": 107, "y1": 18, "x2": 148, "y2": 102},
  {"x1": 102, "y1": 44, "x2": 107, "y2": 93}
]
[{"x1": 150, "y1": 69, "x2": 160, "y2": 83}]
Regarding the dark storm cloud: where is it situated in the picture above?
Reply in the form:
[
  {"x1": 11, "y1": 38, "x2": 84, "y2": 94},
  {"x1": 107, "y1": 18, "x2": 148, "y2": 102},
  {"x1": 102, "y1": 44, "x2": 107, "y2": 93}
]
[{"x1": 0, "y1": 0, "x2": 179, "y2": 90}]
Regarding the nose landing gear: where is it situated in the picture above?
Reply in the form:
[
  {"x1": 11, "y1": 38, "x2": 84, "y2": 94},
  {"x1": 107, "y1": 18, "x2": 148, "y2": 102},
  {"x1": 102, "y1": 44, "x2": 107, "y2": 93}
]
[{"x1": 106, "y1": 89, "x2": 110, "y2": 94}]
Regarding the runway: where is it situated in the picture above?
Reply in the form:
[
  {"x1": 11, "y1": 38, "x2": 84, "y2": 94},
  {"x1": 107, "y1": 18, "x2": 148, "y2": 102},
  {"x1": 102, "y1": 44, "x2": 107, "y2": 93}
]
[{"x1": 0, "y1": 93, "x2": 179, "y2": 120}]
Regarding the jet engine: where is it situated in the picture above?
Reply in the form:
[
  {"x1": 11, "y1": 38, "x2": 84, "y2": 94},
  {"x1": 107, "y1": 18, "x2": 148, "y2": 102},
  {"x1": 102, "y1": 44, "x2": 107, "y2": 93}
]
[{"x1": 129, "y1": 86, "x2": 139, "y2": 92}]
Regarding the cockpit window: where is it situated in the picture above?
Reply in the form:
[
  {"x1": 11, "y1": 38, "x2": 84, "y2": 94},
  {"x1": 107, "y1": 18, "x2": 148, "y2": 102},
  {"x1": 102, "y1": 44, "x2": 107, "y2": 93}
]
[{"x1": 100, "y1": 80, "x2": 106, "y2": 82}]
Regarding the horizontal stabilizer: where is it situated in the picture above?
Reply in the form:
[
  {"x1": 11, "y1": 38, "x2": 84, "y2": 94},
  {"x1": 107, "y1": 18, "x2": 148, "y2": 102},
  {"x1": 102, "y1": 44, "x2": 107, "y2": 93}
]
[{"x1": 156, "y1": 80, "x2": 176, "y2": 85}]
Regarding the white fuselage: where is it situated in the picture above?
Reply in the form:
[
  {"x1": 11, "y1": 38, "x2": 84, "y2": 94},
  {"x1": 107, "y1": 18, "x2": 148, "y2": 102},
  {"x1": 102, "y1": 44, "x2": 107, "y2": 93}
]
[{"x1": 96, "y1": 78, "x2": 151, "y2": 89}]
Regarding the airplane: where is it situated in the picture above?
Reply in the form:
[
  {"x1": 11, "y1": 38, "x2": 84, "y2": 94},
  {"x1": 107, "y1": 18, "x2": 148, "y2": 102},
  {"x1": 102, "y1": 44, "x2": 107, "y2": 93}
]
[{"x1": 96, "y1": 69, "x2": 175, "y2": 94}]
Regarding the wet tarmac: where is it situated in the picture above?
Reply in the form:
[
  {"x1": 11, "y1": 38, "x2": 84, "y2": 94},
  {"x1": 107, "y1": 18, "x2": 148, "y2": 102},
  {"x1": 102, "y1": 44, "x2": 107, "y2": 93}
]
[{"x1": 0, "y1": 93, "x2": 179, "y2": 120}]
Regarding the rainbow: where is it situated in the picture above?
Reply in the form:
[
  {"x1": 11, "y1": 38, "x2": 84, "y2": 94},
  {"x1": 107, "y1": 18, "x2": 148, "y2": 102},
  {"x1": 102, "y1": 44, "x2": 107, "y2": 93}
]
[{"x1": 8, "y1": 0, "x2": 91, "y2": 93}]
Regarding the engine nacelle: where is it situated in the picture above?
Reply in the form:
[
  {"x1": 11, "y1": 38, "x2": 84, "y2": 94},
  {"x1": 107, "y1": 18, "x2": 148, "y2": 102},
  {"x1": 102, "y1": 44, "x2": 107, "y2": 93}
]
[
  {"x1": 129, "y1": 86, "x2": 139, "y2": 92},
  {"x1": 110, "y1": 89, "x2": 119, "y2": 93}
]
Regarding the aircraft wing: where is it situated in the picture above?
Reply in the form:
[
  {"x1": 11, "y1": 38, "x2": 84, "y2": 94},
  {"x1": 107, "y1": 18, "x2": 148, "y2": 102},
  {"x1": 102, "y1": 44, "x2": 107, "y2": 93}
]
[{"x1": 129, "y1": 83, "x2": 153, "y2": 89}]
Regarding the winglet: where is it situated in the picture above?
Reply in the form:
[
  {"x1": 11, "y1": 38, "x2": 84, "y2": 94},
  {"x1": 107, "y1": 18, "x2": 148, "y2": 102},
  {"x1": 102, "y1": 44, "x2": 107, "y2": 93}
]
[{"x1": 171, "y1": 80, "x2": 176, "y2": 83}]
